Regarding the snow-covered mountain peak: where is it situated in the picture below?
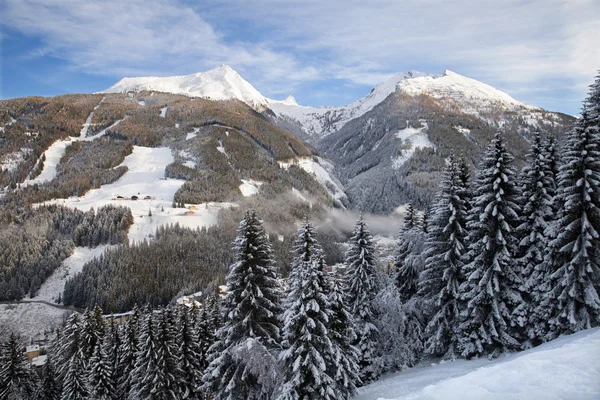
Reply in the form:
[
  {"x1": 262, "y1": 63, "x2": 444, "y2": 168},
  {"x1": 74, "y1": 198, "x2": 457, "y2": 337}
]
[
  {"x1": 281, "y1": 95, "x2": 298, "y2": 106},
  {"x1": 395, "y1": 69, "x2": 536, "y2": 112},
  {"x1": 102, "y1": 65, "x2": 270, "y2": 110}
]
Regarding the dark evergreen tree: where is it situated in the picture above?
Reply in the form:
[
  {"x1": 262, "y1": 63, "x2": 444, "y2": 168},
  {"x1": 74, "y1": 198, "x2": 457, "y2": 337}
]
[
  {"x1": 395, "y1": 206, "x2": 427, "y2": 302},
  {"x1": 55, "y1": 313, "x2": 83, "y2": 382},
  {"x1": 327, "y1": 276, "x2": 360, "y2": 398},
  {"x1": 0, "y1": 333, "x2": 33, "y2": 400},
  {"x1": 61, "y1": 348, "x2": 88, "y2": 400},
  {"x1": 419, "y1": 156, "x2": 468, "y2": 358},
  {"x1": 457, "y1": 133, "x2": 524, "y2": 358},
  {"x1": 177, "y1": 305, "x2": 204, "y2": 400},
  {"x1": 202, "y1": 211, "x2": 282, "y2": 400},
  {"x1": 343, "y1": 215, "x2": 381, "y2": 383},
  {"x1": 87, "y1": 333, "x2": 116, "y2": 400},
  {"x1": 36, "y1": 356, "x2": 61, "y2": 400},
  {"x1": 278, "y1": 220, "x2": 337, "y2": 400},
  {"x1": 538, "y1": 73, "x2": 600, "y2": 339},
  {"x1": 515, "y1": 131, "x2": 554, "y2": 344},
  {"x1": 116, "y1": 307, "x2": 139, "y2": 399}
]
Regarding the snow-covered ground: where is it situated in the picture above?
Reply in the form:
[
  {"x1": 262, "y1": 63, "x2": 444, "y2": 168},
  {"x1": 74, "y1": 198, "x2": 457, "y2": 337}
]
[
  {"x1": 392, "y1": 122, "x2": 434, "y2": 169},
  {"x1": 357, "y1": 328, "x2": 600, "y2": 400},
  {"x1": 278, "y1": 156, "x2": 347, "y2": 202},
  {"x1": 22, "y1": 139, "x2": 72, "y2": 186},
  {"x1": 239, "y1": 179, "x2": 263, "y2": 197},
  {"x1": 103, "y1": 64, "x2": 270, "y2": 111},
  {"x1": 41, "y1": 146, "x2": 235, "y2": 243},
  {"x1": 186, "y1": 128, "x2": 201, "y2": 140},
  {"x1": 0, "y1": 303, "x2": 70, "y2": 340},
  {"x1": 25, "y1": 245, "x2": 115, "y2": 303},
  {"x1": 21, "y1": 104, "x2": 118, "y2": 187}
]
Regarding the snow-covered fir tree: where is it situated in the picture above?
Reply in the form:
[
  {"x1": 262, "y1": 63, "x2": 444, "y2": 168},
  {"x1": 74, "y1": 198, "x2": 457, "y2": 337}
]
[
  {"x1": 327, "y1": 275, "x2": 361, "y2": 398},
  {"x1": 61, "y1": 347, "x2": 89, "y2": 400},
  {"x1": 278, "y1": 220, "x2": 337, "y2": 400},
  {"x1": 538, "y1": 73, "x2": 600, "y2": 339},
  {"x1": 515, "y1": 131, "x2": 555, "y2": 344},
  {"x1": 373, "y1": 277, "x2": 421, "y2": 371},
  {"x1": 87, "y1": 333, "x2": 116, "y2": 400},
  {"x1": 36, "y1": 356, "x2": 61, "y2": 400},
  {"x1": 202, "y1": 210, "x2": 282, "y2": 400},
  {"x1": 419, "y1": 155, "x2": 468, "y2": 358},
  {"x1": 55, "y1": 313, "x2": 84, "y2": 382},
  {"x1": 395, "y1": 206, "x2": 427, "y2": 303},
  {"x1": 177, "y1": 305, "x2": 204, "y2": 400},
  {"x1": 343, "y1": 215, "x2": 382, "y2": 383},
  {"x1": 129, "y1": 306, "x2": 182, "y2": 399},
  {"x1": 0, "y1": 333, "x2": 33, "y2": 400},
  {"x1": 116, "y1": 306, "x2": 140, "y2": 399},
  {"x1": 80, "y1": 306, "x2": 105, "y2": 359},
  {"x1": 457, "y1": 132, "x2": 524, "y2": 358}
]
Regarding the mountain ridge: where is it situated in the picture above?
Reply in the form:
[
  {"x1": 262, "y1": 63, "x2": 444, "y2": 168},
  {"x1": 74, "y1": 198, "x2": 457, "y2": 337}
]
[{"x1": 102, "y1": 65, "x2": 553, "y2": 139}]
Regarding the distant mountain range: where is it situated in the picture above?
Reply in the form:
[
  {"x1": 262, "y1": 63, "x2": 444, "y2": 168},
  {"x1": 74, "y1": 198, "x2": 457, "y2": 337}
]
[{"x1": 102, "y1": 65, "x2": 574, "y2": 212}]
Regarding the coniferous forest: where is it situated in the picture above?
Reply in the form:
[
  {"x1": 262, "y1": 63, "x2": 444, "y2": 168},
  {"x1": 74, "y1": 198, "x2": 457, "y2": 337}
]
[{"x1": 1, "y1": 72, "x2": 599, "y2": 399}]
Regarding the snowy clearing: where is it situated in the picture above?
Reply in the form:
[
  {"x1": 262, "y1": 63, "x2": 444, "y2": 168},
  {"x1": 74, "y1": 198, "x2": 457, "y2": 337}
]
[
  {"x1": 41, "y1": 146, "x2": 236, "y2": 243},
  {"x1": 453, "y1": 125, "x2": 472, "y2": 140},
  {"x1": 0, "y1": 303, "x2": 70, "y2": 340},
  {"x1": 23, "y1": 139, "x2": 72, "y2": 186},
  {"x1": 186, "y1": 128, "x2": 201, "y2": 140},
  {"x1": 239, "y1": 179, "x2": 263, "y2": 197},
  {"x1": 357, "y1": 328, "x2": 600, "y2": 400},
  {"x1": 392, "y1": 122, "x2": 434, "y2": 169},
  {"x1": 26, "y1": 245, "x2": 115, "y2": 303}
]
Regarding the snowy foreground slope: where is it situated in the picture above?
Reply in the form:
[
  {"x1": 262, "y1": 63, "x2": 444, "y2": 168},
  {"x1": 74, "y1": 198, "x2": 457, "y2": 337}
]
[{"x1": 357, "y1": 328, "x2": 600, "y2": 400}]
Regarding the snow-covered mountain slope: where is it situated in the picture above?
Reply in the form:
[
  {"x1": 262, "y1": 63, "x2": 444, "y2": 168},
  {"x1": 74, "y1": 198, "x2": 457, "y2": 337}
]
[
  {"x1": 357, "y1": 328, "x2": 600, "y2": 400},
  {"x1": 103, "y1": 64, "x2": 270, "y2": 111},
  {"x1": 268, "y1": 71, "x2": 433, "y2": 138},
  {"x1": 268, "y1": 70, "x2": 548, "y2": 138}
]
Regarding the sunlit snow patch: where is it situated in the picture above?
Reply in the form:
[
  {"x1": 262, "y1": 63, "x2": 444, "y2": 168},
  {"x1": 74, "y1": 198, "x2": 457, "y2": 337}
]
[
  {"x1": 392, "y1": 121, "x2": 434, "y2": 169},
  {"x1": 239, "y1": 179, "x2": 263, "y2": 197}
]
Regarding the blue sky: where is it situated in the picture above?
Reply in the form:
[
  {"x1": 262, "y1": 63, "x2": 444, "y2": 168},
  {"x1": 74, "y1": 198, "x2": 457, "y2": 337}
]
[{"x1": 1, "y1": 0, "x2": 598, "y2": 115}]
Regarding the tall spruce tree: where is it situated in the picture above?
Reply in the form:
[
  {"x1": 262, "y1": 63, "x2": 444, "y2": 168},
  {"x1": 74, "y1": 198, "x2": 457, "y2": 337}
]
[
  {"x1": 36, "y1": 356, "x2": 61, "y2": 400},
  {"x1": 87, "y1": 333, "x2": 116, "y2": 400},
  {"x1": 538, "y1": 73, "x2": 600, "y2": 339},
  {"x1": 457, "y1": 133, "x2": 524, "y2": 358},
  {"x1": 343, "y1": 215, "x2": 382, "y2": 383},
  {"x1": 177, "y1": 305, "x2": 204, "y2": 400},
  {"x1": 395, "y1": 206, "x2": 427, "y2": 302},
  {"x1": 516, "y1": 131, "x2": 555, "y2": 344},
  {"x1": 328, "y1": 276, "x2": 360, "y2": 398},
  {"x1": 61, "y1": 347, "x2": 89, "y2": 400},
  {"x1": 116, "y1": 306, "x2": 140, "y2": 399},
  {"x1": 0, "y1": 333, "x2": 33, "y2": 400},
  {"x1": 419, "y1": 156, "x2": 468, "y2": 358},
  {"x1": 202, "y1": 211, "x2": 282, "y2": 400},
  {"x1": 55, "y1": 313, "x2": 84, "y2": 383},
  {"x1": 129, "y1": 307, "x2": 167, "y2": 399},
  {"x1": 278, "y1": 220, "x2": 337, "y2": 400}
]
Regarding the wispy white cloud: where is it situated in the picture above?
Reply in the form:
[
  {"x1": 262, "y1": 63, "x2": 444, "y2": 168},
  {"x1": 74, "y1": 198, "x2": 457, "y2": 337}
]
[{"x1": 2, "y1": 0, "x2": 598, "y2": 111}]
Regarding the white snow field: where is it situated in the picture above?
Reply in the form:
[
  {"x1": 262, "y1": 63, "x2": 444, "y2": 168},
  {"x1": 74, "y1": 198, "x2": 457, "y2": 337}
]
[
  {"x1": 25, "y1": 245, "x2": 116, "y2": 303},
  {"x1": 42, "y1": 146, "x2": 235, "y2": 243},
  {"x1": 357, "y1": 328, "x2": 600, "y2": 400},
  {"x1": 21, "y1": 101, "x2": 119, "y2": 187},
  {"x1": 392, "y1": 121, "x2": 434, "y2": 169},
  {"x1": 103, "y1": 64, "x2": 271, "y2": 111},
  {"x1": 239, "y1": 179, "x2": 263, "y2": 197}
]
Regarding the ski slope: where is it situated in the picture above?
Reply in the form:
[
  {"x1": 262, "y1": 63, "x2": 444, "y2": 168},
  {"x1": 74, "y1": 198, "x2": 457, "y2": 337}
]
[
  {"x1": 41, "y1": 146, "x2": 235, "y2": 243},
  {"x1": 357, "y1": 328, "x2": 600, "y2": 400}
]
